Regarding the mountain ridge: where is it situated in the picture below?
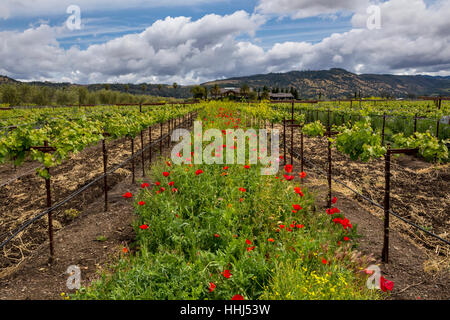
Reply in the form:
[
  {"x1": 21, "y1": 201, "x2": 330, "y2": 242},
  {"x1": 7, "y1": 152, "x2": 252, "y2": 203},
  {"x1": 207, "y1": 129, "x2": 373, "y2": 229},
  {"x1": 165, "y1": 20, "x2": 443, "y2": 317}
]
[{"x1": 1, "y1": 68, "x2": 449, "y2": 99}]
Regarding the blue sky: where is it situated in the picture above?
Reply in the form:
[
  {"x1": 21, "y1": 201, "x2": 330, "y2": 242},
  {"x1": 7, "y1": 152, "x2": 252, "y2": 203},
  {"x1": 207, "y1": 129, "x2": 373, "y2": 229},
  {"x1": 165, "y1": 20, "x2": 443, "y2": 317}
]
[
  {"x1": 0, "y1": 1, "x2": 352, "y2": 50},
  {"x1": 0, "y1": 0, "x2": 448, "y2": 84}
]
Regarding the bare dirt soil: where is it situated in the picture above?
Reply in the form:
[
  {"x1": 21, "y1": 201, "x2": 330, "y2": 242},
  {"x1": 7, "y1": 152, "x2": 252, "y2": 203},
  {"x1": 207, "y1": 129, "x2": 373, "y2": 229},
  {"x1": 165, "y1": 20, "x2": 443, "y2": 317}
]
[
  {"x1": 0, "y1": 118, "x2": 189, "y2": 300},
  {"x1": 277, "y1": 123, "x2": 450, "y2": 253},
  {"x1": 274, "y1": 123, "x2": 449, "y2": 299},
  {"x1": 0, "y1": 122, "x2": 173, "y2": 274}
]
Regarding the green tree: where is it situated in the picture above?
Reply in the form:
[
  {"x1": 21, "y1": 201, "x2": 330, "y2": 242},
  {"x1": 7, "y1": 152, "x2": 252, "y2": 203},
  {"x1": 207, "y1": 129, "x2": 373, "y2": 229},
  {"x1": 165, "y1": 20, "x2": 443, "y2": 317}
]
[
  {"x1": 77, "y1": 86, "x2": 89, "y2": 105},
  {"x1": 240, "y1": 83, "x2": 250, "y2": 98},
  {"x1": 210, "y1": 84, "x2": 221, "y2": 99},
  {"x1": 1, "y1": 84, "x2": 20, "y2": 105}
]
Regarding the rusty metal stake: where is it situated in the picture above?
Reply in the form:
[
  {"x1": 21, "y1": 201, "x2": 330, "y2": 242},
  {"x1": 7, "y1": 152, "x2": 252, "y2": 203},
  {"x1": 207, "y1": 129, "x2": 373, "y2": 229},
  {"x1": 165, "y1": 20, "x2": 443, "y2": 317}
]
[
  {"x1": 382, "y1": 144, "x2": 391, "y2": 263},
  {"x1": 160, "y1": 122, "x2": 163, "y2": 155},
  {"x1": 327, "y1": 124, "x2": 332, "y2": 209},
  {"x1": 102, "y1": 139, "x2": 108, "y2": 212},
  {"x1": 131, "y1": 137, "x2": 135, "y2": 184},
  {"x1": 149, "y1": 126, "x2": 152, "y2": 163},
  {"x1": 414, "y1": 113, "x2": 417, "y2": 133},
  {"x1": 283, "y1": 117, "x2": 286, "y2": 166},
  {"x1": 42, "y1": 140, "x2": 54, "y2": 262},
  {"x1": 140, "y1": 130, "x2": 145, "y2": 177},
  {"x1": 300, "y1": 130, "x2": 304, "y2": 178},
  {"x1": 381, "y1": 113, "x2": 386, "y2": 145}
]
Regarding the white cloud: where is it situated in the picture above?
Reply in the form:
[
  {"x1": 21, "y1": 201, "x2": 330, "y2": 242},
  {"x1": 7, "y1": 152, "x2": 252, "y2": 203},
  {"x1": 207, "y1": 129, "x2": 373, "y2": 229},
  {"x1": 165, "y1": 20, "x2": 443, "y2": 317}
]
[
  {"x1": 1, "y1": 1, "x2": 450, "y2": 85},
  {"x1": 256, "y1": 0, "x2": 370, "y2": 19},
  {"x1": 0, "y1": 0, "x2": 220, "y2": 19}
]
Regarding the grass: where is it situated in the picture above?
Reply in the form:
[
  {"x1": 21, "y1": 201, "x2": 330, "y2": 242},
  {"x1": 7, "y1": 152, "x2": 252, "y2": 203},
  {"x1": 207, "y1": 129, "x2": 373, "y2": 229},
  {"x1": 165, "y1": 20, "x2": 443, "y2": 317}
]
[{"x1": 74, "y1": 103, "x2": 382, "y2": 300}]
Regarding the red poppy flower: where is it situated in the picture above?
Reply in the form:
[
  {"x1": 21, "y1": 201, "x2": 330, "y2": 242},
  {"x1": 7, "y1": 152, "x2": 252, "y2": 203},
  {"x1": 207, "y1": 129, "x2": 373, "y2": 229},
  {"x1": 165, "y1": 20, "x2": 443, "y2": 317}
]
[
  {"x1": 322, "y1": 259, "x2": 328, "y2": 265},
  {"x1": 222, "y1": 270, "x2": 232, "y2": 279},
  {"x1": 223, "y1": 166, "x2": 229, "y2": 170},
  {"x1": 172, "y1": 188, "x2": 178, "y2": 193},
  {"x1": 296, "y1": 224, "x2": 304, "y2": 229},
  {"x1": 239, "y1": 198, "x2": 244, "y2": 202},
  {"x1": 139, "y1": 224, "x2": 149, "y2": 230},
  {"x1": 214, "y1": 234, "x2": 220, "y2": 238},
  {"x1": 284, "y1": 164, "x2": 293, "y2": 173},
  {"x1": 290, "y1": 224, "x2": 295, "y2": 228},
  {"x1": 292, "y1": 210, "x2": 297, "y2": 214},
  {"x1": 247, "y1": 246, "x2": 255, "y2": 252},
  {"x1": 168, "y1": 181, "x2": 174, "y2": 186},
  {"x1": 279, "y1": 224, "x2": 285, "y2": 229},
  {"x1": 232, "y1": 294, "x2": 244, "y2": 300},
  {"x1": 380, "y1": 277, "x2": 394, "y2": 292},
  {"x1": 141, "y1": 183, "x2": 150, "y2": 188},
  {"x1": 163, "y1": 172, "x2": 170, "y2": 177},
  {"x1": 209, "y1": 282, "x2": 216, "y2": 292},
  {"x1": 160, "y1": 187, "x2": 166, "y2": 192},
  {"x1": 344, "y1": 236, "x2": 350, "y2": 241},
  {"x1": 268, "y1": 238, "x2": 275, "y2": 242},
  {"x1": 244, "y1": 165, "x2": 250, "y2": 169},
  {"x1": 166, "y1": 161, "x2": 172, "y2": 167},
  {"x1": 280, "y1": 155, "x2": 284, "y2": 160},
  {"x1": 195, "y1": 169, "x2": 203, "y2": 175},
  {"x1": 239, "y1": 187, "x2": 247, "y2": 193},
  {"x1": 292, "y1": 204, "x2": 302, "y2": 211},
  {"x1": 246, "y1": 239, "x2": 252, "y2": 245},
  {"x1": 299, "y1": 171, "x2": 307, "y2": 179},
  {"x1": 332, "y1": 197, "x2": 338, "y2": 204},
  {"x1": 138, "y1": 201, "x2": 146, "y2": 206},
  {"x1": 294, "y1": 187, "x2": 303, "y2": 196},
  {"x1": 122, "y1": 247, "x2": 128, "y2": 253},
  {"x1": 283, "y1": 174, "x2": 294, "y2": 181},
  {"x1": 155, "y1": 182, "x2": 161, "y2": 186},
  {"x1": 122, "y1": 192, "x2": 133, "y2": 198}
]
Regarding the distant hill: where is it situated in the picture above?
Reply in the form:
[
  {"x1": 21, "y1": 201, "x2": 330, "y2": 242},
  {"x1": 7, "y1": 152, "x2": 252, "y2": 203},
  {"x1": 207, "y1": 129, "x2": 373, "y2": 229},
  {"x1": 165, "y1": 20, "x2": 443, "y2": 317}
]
[
  {"x1": 202, "y1": 68, "x2": 450, "y2": 99},
  {"x1": 0, "y1": 75, "x2": 18, "y2": 84},
  {"x1": 1, "y1": 68, "x2": 449, "y2": 99}
]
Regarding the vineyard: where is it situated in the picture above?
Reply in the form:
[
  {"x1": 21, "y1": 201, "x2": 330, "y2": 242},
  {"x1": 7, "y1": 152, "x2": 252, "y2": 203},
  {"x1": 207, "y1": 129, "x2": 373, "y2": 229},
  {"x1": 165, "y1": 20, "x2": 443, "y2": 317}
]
[{"x1": 0, "y1": 99, "x2": 449, "y2": 300}]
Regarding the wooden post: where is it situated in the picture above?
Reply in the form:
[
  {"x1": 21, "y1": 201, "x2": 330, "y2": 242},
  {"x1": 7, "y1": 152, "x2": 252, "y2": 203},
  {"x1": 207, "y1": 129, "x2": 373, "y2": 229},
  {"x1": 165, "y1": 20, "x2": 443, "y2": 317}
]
[{"x1": 382, "y1": 144, "x2": 391, "y2": 263}]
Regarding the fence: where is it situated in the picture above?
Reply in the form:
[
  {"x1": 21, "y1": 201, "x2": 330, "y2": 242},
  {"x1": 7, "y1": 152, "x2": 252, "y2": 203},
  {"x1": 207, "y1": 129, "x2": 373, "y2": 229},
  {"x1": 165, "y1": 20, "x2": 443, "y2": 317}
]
[{"x1": 0, "y1": 111, "x2": 197, "y2": 263}]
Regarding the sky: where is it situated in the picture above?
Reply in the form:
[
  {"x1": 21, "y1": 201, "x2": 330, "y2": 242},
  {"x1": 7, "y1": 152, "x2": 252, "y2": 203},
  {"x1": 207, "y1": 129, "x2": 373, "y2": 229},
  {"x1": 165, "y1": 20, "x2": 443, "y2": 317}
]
[{"x1": 0, "y1": 0, "x2": 449, "y2": 85}]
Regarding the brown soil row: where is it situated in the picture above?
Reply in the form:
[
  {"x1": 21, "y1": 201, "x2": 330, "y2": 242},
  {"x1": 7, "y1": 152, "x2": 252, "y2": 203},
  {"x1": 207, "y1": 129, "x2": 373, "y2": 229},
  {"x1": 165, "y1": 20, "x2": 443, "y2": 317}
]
[
  {"x1": 274, "y1": 123, "x2": 449, "y2": 255},
  {"x1": 0, "y1": 120, "x2": 181, "y2": 274}
]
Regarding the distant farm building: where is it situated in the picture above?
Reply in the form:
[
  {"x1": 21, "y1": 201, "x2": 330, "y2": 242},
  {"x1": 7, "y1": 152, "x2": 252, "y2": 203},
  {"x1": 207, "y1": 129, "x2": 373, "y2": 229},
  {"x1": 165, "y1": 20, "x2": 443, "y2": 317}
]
[
  {"x1": 270, "y1": 93, "x2": 294, "y2": 101},
  {"x1": 219, "y1": 87, "x2": 253, "y2": 98}
]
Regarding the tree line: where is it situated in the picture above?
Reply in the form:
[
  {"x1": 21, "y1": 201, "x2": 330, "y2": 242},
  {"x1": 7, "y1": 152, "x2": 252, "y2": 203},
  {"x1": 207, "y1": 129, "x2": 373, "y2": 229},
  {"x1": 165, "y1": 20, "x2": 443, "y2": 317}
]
[{"x1": 0, "y1": 83, "x2": 182, "y2": 106}]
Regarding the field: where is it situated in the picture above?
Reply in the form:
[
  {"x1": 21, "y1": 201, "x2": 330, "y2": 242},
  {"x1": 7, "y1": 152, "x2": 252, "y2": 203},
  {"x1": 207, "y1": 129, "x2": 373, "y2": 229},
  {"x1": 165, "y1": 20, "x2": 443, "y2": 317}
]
[{"x1": 0, "y1": 100, "x2": 448, "y2": 300}]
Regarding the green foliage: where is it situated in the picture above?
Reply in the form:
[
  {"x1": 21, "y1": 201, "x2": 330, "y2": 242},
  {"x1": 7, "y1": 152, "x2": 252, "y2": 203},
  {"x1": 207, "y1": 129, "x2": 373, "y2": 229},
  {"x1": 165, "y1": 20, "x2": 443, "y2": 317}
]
[
  {"x1": 334, "y1": 120, "x2": 386, "y2": 162},
  {"x1": 392, "y1": 131, "x2": 449, "y2": 163},
  {"x1": 74, "y1": 103, "x2": 380, "y2": 301},
  {"x1": 302, "y1": 121, "x2": 326, "y2": 137}
]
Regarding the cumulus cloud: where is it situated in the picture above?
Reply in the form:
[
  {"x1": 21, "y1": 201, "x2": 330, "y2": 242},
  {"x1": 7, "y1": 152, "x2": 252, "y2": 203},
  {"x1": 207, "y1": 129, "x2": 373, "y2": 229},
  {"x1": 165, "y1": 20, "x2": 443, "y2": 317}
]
[
  {"x1": 0, "y1": 1, "x2": 449, "y2": 84},
  {"x1": 256, "y1": 0, "x2": 370, "y2": 19},
  {"x1": 0, "y1": 0, "x2": 219, "y2": 19}
]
